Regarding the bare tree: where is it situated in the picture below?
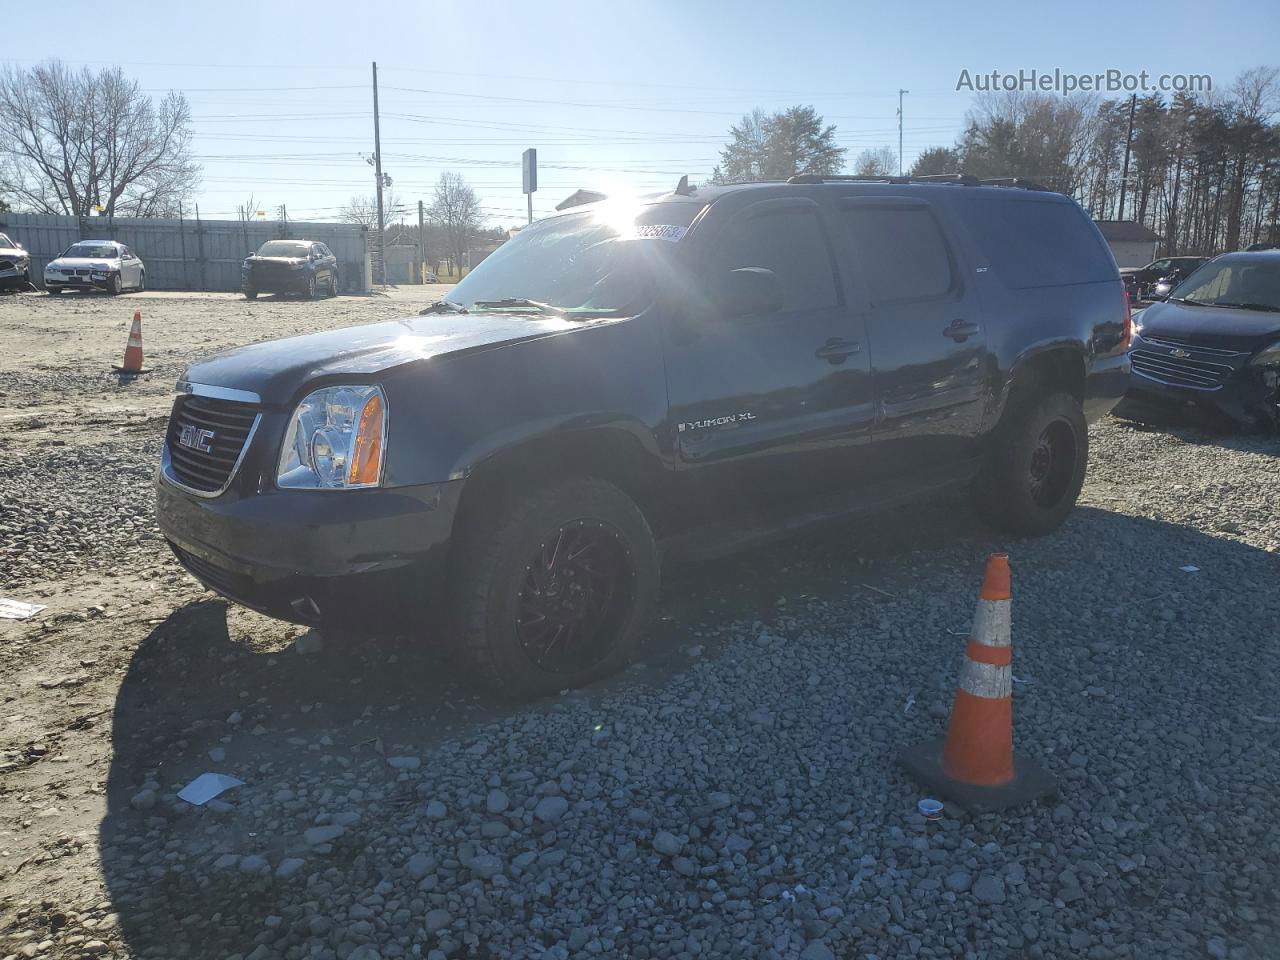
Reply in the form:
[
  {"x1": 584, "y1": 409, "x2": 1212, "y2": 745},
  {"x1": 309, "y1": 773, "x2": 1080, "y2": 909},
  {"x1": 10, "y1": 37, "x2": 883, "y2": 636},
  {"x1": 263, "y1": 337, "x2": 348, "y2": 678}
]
[
  {"x1": 852, "y1": 147, "x2": 898, "y2": 176},
  {"x1": 427, "y1": 173, "x2": 482, "y2": 276},
  {"x1": 339, "y1": 191, "x2": 406, "y2": 229},
  {"x1": 0, "y1": 60, "x2": 199, "y2": 216}
]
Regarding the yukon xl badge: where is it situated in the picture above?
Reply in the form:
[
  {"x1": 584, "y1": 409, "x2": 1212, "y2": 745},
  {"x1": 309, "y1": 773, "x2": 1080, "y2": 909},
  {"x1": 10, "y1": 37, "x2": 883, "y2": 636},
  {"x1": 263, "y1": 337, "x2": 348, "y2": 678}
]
[
  {"x1": 678, "y1": 412, "x2": 757, "y2": 433},
  {"x1": 178, "y1": 424, "x2": 216, "y2": 453}
]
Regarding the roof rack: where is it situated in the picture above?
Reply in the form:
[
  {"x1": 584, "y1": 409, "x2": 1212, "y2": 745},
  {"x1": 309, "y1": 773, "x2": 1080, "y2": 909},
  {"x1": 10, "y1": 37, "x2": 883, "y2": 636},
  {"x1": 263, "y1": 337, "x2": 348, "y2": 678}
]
[{"x1": 784, "y1": 173, "x2": 1052, "y2": 192}]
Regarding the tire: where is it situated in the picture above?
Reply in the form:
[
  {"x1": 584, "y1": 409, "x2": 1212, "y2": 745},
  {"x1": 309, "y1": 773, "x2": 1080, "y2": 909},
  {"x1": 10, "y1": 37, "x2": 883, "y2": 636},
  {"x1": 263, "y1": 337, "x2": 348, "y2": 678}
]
[
  {"x1": 46, "y1": 285, "x2": 61, "y2": 295},
  {"x1": 972, "y1": 390, "x2": 1087, "y2": 536},
  {"x1": 307, "y1": 274, "x2": 318, "y2": 299},
  {"x1": 108, "y1": 274, "x2": 122, "y2": 295},
  {"x1": 451, "y1": 476, "x2": 659, "y2": 698},
  {"x1": 136, "y1": 271, "x2": 145, "y2": 292},
  {"x1": 243, "y1": 289, "x2": 258, "y2": 300},
  {"x1": 327, "y1": 272, "x2": 338, "y2": 297}
]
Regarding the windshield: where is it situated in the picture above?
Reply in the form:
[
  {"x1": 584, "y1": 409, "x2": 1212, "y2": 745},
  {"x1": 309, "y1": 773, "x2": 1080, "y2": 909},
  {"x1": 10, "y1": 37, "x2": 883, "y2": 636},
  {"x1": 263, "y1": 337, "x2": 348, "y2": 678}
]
[
  {"x1": 63, "y1": 243, "x2": 118, "y2": 259},
  {"x1": 256, "y1": 241, "x2": 311, "y2": 258},
  {"x1": 449, "y1": 201, "x2": 702, "y2": 315},
  {"x1": 0, "y1": 234, "x2": 14, "y2": 248},
  {"x1": 1170, "y1": 258, "x2": 1280, "y2": 311}
]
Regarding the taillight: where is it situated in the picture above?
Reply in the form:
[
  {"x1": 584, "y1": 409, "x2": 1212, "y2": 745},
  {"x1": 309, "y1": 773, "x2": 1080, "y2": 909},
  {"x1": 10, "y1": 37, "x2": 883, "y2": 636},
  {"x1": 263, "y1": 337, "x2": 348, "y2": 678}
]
[{"x1": 1120, "y1": 285, "x2": 1132, "y2": 350}]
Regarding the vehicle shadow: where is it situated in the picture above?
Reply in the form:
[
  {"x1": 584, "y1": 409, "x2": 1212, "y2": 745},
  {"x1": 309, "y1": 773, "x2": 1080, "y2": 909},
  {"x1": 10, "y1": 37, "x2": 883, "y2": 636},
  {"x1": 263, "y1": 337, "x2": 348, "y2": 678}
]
[
  {"x1": 1112, "y1": 414, "x2": 1279, "y2": 457},
  {"x1": 98, "y1": 500, "x2": 1280, "y2": 958}
]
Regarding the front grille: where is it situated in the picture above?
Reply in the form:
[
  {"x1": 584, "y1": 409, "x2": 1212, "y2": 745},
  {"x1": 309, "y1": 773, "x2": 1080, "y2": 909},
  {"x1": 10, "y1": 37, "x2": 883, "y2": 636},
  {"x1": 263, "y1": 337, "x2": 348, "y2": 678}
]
[
  {"x1": 171, "y1": 544, "x2": 264, "y2": 605},
  {"x1": 1131, "y1": 350, "x2": 1235, "y2": 390},
  {"x1": 165, "y1": 395, "x2": 259, "y2": 493},
  {"x1": 0, "y1": 260, "x2": 12, "y2": 271}
]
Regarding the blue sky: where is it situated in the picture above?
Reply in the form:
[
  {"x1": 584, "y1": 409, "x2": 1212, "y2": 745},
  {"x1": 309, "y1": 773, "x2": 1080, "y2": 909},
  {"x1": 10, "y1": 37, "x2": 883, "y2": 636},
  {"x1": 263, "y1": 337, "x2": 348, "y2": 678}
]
[{"x1": 12, "y1": 0, "x2": 1279, "y2": 228}]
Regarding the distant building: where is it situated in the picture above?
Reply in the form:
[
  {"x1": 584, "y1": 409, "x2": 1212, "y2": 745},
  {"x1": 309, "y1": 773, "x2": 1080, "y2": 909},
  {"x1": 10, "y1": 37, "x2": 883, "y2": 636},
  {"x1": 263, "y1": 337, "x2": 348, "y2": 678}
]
[{"x1": 1093, "y1": 220, "x2": 1161, "y2": 268}]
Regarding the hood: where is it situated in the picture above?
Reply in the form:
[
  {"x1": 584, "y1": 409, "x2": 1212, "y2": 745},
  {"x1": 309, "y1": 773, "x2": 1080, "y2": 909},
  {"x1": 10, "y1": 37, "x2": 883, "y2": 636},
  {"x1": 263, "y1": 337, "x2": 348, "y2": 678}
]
[
  {"x1": 50, "y1": 257, "x2": 120, "y2": 269},
  {"x1": 181, "y1": 312, "x2": 613, "y2": 405},
  {"x1": 1137, "y1": 299, "x2": 1280, "y2": 351},
  {"x1": 0, "y1": 246, "x2": 26, "y2": 259}
]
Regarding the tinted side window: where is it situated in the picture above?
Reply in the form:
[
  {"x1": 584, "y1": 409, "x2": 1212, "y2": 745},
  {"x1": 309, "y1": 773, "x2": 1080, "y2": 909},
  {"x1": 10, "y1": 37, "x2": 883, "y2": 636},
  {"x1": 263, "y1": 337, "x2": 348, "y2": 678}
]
[
  {"x1": 968, "y1": 198, "x2": 1115, "y2": 289},
  {"x1": 843, "y1": 206, "x2": 953, "y2": 303},
  {"x1": 714, "y1": 208, "x2": 838, "y2": 312}
]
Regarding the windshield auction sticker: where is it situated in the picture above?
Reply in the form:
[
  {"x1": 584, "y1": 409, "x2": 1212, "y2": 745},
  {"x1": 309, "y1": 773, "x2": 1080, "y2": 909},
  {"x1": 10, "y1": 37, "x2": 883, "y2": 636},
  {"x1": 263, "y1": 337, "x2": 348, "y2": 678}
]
[{"x1": 634, "y1": 224, "x2": 688, "y2": 242}]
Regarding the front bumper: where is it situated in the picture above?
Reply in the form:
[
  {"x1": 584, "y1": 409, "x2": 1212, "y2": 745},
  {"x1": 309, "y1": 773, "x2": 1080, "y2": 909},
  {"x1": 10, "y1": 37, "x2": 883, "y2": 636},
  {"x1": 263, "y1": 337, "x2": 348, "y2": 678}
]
[
  {"x1": 46, "y1": 271, "x2": 115, "y2": 290},
  {"x1": 1118, "y1": 332, "x2": 1278, "y2": 428},
  {"x1": 243, "y1": 269, "x2": 310, "y2": 294},
  {"x1": 156, "y1": 464, "x2": 464, "y2": 628}
]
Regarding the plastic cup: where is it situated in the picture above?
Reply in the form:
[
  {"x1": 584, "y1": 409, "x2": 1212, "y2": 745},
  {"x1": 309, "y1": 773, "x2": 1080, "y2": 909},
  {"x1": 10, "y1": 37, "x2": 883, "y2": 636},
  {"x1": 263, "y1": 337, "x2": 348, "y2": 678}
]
[{"x1": 918, "y1": 798, "x2": 944, "y2": 820}]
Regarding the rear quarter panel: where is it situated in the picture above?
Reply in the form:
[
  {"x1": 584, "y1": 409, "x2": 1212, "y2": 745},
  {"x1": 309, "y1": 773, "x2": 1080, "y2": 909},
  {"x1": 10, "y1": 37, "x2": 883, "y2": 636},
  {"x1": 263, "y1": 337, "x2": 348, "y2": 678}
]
[{"x1": 942, "y1": 190, "x2": 1129, "y2": 427}]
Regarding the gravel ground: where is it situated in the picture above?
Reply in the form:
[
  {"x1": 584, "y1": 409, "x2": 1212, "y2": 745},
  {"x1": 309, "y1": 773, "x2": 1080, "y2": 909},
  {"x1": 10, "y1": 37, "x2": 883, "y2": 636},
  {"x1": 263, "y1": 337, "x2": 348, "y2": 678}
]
[{"x1": 2, "y1": 289, "x2": 1279, "y2": 960}]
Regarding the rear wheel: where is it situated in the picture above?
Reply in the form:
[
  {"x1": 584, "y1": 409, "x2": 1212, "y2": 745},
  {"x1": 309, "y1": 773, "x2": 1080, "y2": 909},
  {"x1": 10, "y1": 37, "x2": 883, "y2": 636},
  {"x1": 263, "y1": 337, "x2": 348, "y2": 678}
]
[
  {"x1": 451, "y1": 476, "x2": 659, "y2": 698},
  {"x1": 972, "y1": 390, "x2": 1087, "y2": 536}
]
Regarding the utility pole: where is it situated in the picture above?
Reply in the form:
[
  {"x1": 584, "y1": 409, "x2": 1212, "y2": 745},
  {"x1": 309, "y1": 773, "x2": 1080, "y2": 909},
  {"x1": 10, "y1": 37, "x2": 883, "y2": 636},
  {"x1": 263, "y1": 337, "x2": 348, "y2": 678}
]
[
  {"x1": 1117, "y1": 93, "x2": 1137, "y2": 221},
  {"x1": 897, "y1": 89, "x2": 909, "y2": 176},
  {"x1": 372, "y1": 61, "x2": 386, "y2": 286},
  {"x1": 417, "y1": 199, "x2": 425, "y2": 284}
]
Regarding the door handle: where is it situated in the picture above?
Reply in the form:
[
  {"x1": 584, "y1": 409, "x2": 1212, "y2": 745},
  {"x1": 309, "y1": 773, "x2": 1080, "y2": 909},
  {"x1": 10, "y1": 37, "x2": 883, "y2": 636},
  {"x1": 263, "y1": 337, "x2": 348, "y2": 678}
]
[
  {"x1": 815, "y1": 337, "x2": 862, "y2": 363},
  {"x1": 943, "y1": 319, "x2": 980, "y2": 342}
]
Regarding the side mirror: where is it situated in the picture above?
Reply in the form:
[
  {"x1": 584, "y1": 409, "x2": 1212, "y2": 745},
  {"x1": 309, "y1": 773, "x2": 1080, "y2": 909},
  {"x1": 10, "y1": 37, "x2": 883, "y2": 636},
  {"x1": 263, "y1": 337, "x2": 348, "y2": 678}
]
[{"x1": 714, "y1": 267, "x2": 783, "y2": 318}]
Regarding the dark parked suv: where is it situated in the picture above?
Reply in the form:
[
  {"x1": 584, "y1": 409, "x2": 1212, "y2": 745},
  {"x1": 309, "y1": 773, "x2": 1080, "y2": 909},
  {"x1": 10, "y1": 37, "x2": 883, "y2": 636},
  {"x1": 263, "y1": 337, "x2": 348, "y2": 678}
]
[
  {"x1": 156, "y1": 175, "x2": 1130, "y2": 696},
  {"x1": 242, "y1": 239, "x2": 338, "y2": 299}
]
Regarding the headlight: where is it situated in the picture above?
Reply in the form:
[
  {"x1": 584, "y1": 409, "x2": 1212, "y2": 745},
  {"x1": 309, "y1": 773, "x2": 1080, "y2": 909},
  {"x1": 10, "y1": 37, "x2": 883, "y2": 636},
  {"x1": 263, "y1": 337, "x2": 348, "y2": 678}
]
[
  {"x1": 1249, "y1": 340, "x2": 1280, "y2": 367},
  {"x1": 277, "y1": 385, "x2": 386, "y2": 489}
]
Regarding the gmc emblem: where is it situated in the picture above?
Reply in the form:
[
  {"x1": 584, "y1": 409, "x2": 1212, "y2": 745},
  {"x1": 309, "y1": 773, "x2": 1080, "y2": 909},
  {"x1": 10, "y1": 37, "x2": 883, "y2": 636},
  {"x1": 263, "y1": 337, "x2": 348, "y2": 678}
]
[{"x1": 178, "y1": 424, "x2": 215, "y2": 454}]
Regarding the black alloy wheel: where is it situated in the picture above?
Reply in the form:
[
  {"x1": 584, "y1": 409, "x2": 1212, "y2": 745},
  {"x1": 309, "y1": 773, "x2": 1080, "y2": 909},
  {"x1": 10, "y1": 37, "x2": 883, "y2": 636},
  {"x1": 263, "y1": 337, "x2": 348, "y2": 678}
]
[{"x1": 515, "y1": 520, "x2": 635, "y2": 673}]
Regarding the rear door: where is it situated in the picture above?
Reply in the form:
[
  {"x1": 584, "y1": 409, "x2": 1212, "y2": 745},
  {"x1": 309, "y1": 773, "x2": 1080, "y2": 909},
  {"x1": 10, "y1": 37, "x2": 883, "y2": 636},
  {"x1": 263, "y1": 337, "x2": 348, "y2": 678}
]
[
  {"x1": 836, "y1": 197, "x2": 987, "y2": 474},
  {"x1": 663, "y1": 196, "x2": 875, "y2": 514}
]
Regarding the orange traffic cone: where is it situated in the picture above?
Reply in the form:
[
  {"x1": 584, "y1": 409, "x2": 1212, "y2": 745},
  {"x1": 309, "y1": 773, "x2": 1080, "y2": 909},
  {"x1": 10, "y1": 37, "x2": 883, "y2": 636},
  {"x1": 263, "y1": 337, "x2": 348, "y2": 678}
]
[
  {"x1": 113, "y1": 311, "x2": 149, "y2": 375},
  {"x1": 899, "y1": 554, "x2": 1056, "y2": 812}
]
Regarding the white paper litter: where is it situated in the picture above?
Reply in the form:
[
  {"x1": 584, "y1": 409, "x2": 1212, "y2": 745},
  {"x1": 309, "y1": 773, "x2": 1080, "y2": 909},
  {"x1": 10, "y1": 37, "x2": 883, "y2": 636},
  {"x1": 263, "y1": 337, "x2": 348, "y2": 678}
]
[
  {"x1": 0, "y1": 598, "x2": 46, "y2": 620},
  {"x1": 177, "y1": 772, "x2": 245, "y2": 806}
]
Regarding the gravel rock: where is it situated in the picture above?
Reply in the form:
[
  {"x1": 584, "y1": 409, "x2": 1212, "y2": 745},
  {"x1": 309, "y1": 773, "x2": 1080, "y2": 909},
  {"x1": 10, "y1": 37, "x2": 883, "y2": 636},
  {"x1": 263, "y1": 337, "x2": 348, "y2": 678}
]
[
  {"x1": 128, "y1": 789, "x2": 155, "y2": 811},
  {"x1": 652, "y1": 831, "x2": 682, "y2": 856},
  {"x1": 302, "y1": 824, "x2": 345, "y2": 846},
  {"x1": 973, "y1": 875, "x2": 1006, "y2": 904},
  {"x1": 533, "y1": 795, "x2": 569, "y2": 822}
]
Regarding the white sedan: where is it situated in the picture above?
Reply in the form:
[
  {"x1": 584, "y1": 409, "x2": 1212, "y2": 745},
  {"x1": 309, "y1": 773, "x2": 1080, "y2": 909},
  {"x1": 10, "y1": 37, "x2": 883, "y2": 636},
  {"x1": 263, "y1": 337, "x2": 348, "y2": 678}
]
[{"x1": 45, "y1": 240, "x2": 146, "y2": 294}]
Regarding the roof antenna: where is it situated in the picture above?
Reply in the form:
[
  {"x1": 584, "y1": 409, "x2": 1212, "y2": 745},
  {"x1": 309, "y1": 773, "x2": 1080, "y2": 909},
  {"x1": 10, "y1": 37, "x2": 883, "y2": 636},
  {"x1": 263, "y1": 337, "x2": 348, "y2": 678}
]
[{"x1": 673, "y1": 174, "x2": 694, "y2": 196}]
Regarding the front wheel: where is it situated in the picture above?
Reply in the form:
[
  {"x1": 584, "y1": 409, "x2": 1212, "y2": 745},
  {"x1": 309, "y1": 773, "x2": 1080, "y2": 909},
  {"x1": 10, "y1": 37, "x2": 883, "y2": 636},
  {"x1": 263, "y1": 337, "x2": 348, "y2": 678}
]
[
  {"x1": 451, "y1": 476, "x2": 659, "y2": 698},
  {"x1": 243, "y1": 289, "x2": 258, "y2": 300},
  {"x1": 306, "y1": 274, "x2": 318, "y2": 299},
  {"x1": 971, "y1": 390, "x2": 1087, "y2": 536},
  {"x1": 108, "y1": 274, "x2": 122, "y2": 295},
  {"x1": 327, "y1": 272, "x2": 338, "y2": 297},
  {"x1": 135, "y1": 271, "x2": 145, "y2": 292}
]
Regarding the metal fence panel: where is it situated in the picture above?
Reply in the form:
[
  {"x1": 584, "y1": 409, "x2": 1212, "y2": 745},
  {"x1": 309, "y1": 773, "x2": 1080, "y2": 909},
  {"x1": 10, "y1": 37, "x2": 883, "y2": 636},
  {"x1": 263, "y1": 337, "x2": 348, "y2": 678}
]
[{"x1": 0, "y1": 212, "x2": 371, "y2": 293}]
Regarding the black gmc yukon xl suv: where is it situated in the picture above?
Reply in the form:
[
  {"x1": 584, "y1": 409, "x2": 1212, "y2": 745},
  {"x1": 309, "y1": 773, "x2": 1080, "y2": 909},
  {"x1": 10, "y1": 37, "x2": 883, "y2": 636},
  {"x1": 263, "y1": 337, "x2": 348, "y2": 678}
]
[{"x1": 156, "y1": 176, "x2": 1130, "y2": 696}]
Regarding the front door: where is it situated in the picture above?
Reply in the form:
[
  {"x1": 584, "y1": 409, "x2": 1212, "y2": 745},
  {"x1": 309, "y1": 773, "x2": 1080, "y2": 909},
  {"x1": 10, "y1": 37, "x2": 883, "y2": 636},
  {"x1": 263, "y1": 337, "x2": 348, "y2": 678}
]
[
  {"x1": 835, "y1": 196, "x2": 987, "y2": 475},
  {"x1": 663, "y1": 197, "x2": 876, "y2": 522}
]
